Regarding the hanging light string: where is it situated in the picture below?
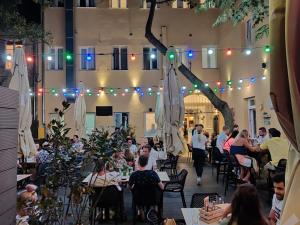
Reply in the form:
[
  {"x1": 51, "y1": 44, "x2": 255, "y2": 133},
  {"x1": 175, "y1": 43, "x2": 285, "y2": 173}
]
[
  {"x1": 4, "y1": 45, "x2": 272, "y2": 62},
  {"x1": 30, "y1": 73, "x2": 267, "y2": 97}
]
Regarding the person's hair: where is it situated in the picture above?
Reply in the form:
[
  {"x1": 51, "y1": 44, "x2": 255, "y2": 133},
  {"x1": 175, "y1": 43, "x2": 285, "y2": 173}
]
[
  {"x1": 239, "y1": 129, "x2": 249, "y2": 138},
  {"x1": 233, "y1": 124, "x2": 239, "y2": 128},
  {"x1": 138, "y1": 155, "x2": 149, "y2": 167},
  {"x1": 229, "y1": 184, "x2": 268, "y2": 225},
  {"x1": 199, "y1": 124, "x2": 204, "y2": 128},
  {"x1": 142, "y1": 144, "x2": 151, "y2": 152},
  {"x1": 273, "y1": 173, "x2": 285, "y2": 185},
  {"x1": 148, "y1": 137, "x2": 154, "y2": 148},
  {"x1": 258, "y1": 127, "x2": 267, "y2": 133},
  {"x1": 115, "y1": 127, "x2": 120, "y2": 131},
  {"x1": 228, "y1": 130, "x2": 239, "y2": 140},
  {"x1": 96, "y1": 159, "x2": 105, "y2": 172},
  {"x1": 74, "y1": 135, "x2": 79, "y2": 139},
  {"x1": 223, "y1": 125, "x2": 229, "y2": 131},
  {"x1": 268, "y1": 128, "x2": 281, "y2": 137}
]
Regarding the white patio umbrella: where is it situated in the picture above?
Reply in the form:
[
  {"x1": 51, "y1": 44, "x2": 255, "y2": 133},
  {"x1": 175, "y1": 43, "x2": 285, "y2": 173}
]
[
  {"x1": 74, "y1": 81, "x2": 86, "y2": 138},
  {"x1": 9, "y1": 47, "x2": 36, "y2": 158},
  {"x1": 155, "y1": 87, "x2": 164, "y2": 138},
  {"x1": 162, "y1": 65, "x2": 186, "y2": 155}
]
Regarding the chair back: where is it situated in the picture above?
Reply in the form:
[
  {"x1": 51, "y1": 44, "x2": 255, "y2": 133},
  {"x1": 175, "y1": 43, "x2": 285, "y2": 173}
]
[
  {"x1": 190, "y1": 193, "x2": 220, "y2": 208},
  {"x1": 92, "y1": 185, "x2": 122, "y2": 208},
  {"x1": 146, "y1": 209, "x2": 163, "y2": 225},
  {"x1": 211, "y1": 147, "x2": 223, "y2": 162},
  {"x1": 177, "y1": 169, "x2": 188, "y2": 186},
  {"x1": 132, "y1": 184, "x2": 162, "y2": 207},
  {"x1": 276, "y1": 159, "x2": 287, "y2": 172}
]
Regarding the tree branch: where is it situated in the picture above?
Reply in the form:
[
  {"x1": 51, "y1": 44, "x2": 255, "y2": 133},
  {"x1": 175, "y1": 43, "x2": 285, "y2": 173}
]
[
  {"x1": 145, "y1": 0, "x2": 168, "y2": 55},
  {"x1": 145, "y1": 0, "x2": 234, "y2": 129}
]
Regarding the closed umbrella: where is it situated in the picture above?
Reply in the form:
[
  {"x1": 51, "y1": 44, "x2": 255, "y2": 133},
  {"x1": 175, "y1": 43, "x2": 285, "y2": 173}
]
[
  {"x1": 74, "y1": 81, "x2": 86, "y2": 138},
  {"x1": 155, "y1": 87, "x2": 164, "y2": 138},
  {"x1": 9, "y1": 47, "x2": 36, "y2": 158},
  {"x1": 162, "y1": 65, "x2": 186, "y2": 155}
]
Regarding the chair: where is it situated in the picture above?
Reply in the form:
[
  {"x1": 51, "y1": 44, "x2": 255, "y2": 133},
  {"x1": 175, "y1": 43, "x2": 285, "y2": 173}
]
[
  {"x1": 187, "y1": 144, "x2": 192, "y2": 162},
  {"x1": 190, "y1": 193, "x2": 220, "y2": 208},
  {"x1": 90, "y1": 185, "x2": 123, "y2": 225},
  {"x1": 146, "y1": 209, "x2": 186, "y2": 225},
  {"x1": 160, "y1": 154, "x2": 179, "y2": 176},
  {"x1": 224, "y1": 155, "x2": 240, "y2": 196},
  {"x1": 131, "y1": 184, "x2": 163, "y2": 225},
  {"x1": 164, "y1": 169, "x2": 188, "y2": 208},
  {"x1": 211, "y1": 147, "x2": 228, "y2": 183}
]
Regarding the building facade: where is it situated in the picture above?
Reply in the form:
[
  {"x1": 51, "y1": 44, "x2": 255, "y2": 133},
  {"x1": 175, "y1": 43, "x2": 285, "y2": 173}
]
[{"x1": 38, "y1": 0, "x2": 280, "y2": 140}]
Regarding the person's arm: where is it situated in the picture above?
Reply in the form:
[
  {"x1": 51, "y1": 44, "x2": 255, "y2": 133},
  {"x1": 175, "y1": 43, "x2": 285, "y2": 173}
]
[
  {"x1": 243, "y1": 139, "x2": 259, "y2": 152},
  {"x1": 269, "y1": 209, "x2": 276, "y2": 225},
  {"x1": 222, "y1": 205, "x2": 231, "y2": 219},
  {"x1": 158, "y1": 181, "x2": 164, "y2": 190}
]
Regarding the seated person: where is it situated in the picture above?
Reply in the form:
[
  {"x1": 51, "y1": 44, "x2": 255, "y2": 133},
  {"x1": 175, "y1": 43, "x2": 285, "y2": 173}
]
[
  {"x1": 223, "y1": 130, "x2": 239, "y2": 154},
  {"x1": 71, "y1": 135, "x2": 84, "y2": 153},
  {"x1": 269, "y1": 173, "x2": 285, "y2": 225},
  {"x1": 127, "y1": 138, "x2": 138, "y2": 155},
  {"x1": 220, "y1": 184, "x2": 268, "y2": 225},
  {"x1": 129, "y1": 155, "x2": 164, "y2": 190},
  {"x1": 35, "y1": 141, "x2": 53, "y2": 164},
  {"x1": 124, "y1": 148, "x2": 135, "y2": 167},
  {"x1": 112, "y1": 151, "x2": 127, "y2": 170},
  {"x1": 260, "y1": 128, "x2": 289, "y2": 171},
  {"x1": 17, "y1": 184, "x2": 38, "y2": 225},
  {"x1": 230, "y1": 129, "x2": 259, "y2": 183},
  {"x1": 135, "y1": 145, "x2": 157, "y2": 170}
]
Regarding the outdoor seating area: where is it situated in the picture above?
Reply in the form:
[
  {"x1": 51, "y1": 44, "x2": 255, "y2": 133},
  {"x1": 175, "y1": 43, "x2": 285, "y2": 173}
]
[{"x1": 0, "y1": 0, "x2": 300, "y2": 225}]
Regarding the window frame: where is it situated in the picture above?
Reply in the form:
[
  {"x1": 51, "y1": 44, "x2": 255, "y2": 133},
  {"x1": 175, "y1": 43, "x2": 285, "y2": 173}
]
[
  {"x1": 77, "y1": 0, "x2": 96, "y2": 7},
  {"x1": 143, "y1": 47, "x2": 159, "y2": 70},
  {"x1": 79, "y1": 47, "x2": 96, "y2": 71},
  {"x1": 110, "y1": 0, "x2": 127, "y2": 9},
  {"x1": 112, "y1": 46, "x2": 128, "y2": 71},
  {"x1": 47, "y1": 47, "x2": 64, "y2": 71},
  {"x1": 201, "y1": 46, "x2": 218, "y2": 69}
]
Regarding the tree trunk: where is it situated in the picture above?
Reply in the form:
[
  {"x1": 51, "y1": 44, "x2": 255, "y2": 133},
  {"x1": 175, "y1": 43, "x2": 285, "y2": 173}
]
[{"x1": 145, "y1": 0, "x2": 234, "y2": 129}]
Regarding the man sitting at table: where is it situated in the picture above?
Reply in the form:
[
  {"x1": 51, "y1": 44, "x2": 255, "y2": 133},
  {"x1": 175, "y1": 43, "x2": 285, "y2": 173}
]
[
  {"x1": 135, "y1": 145, "x2": 157, "y2": 170},
  {"x1": 129, "y1": 155, "x2": 164, "y2": 190}
]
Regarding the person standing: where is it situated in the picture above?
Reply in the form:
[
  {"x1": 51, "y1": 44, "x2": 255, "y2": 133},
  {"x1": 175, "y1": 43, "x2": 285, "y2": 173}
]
[
  {"x1": 191, "y1": 124, "x2": 208, "y2": 185},
  {"x1": 269, "y1": 173, "x2": 285, "y2": 225}
]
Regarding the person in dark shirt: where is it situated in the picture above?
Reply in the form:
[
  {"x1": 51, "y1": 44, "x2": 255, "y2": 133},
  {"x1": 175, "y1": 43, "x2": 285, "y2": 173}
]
[{"x1": 129, "y1": 155, "x2": 164, "y2": 190}]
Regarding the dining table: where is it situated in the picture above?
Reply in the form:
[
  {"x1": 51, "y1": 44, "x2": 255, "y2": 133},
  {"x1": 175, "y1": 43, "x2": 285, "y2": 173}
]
[{"x1": 181, "y1": 203, "x2": 230, "y2": 225}]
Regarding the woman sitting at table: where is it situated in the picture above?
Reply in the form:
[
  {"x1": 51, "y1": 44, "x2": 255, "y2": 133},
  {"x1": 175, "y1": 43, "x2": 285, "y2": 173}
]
[
  {"x1": 112, "y1": 151, "x2": 127, "y2": 170},
  {"x1": 230, "y1": 129, "x2": 259, "y2": 183},
  {"x1": 220, "y1": 184, "x2": 268, "y2": 225},
  {"x1": 124, "y1": 148, "x2": 135, "y2": 167},
  {"x1": 223, "y1": 130, "x2": 239, "y2": 154}
]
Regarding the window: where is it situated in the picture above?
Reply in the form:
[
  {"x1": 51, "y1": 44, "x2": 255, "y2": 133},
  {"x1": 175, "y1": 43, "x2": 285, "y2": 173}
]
[
  {"x1": 172, "y1": 0, "x2": 188, "y2": 8},
  {"x1": 48, "y1": 47, "x2": 63, "y2": 70},
  {"x1": 174, "y1": 46, "x2": 188, "y2": 65},
  {"x1": 143, "y1": 47, "x2": 158, "y2": 70},
  {"x1": 141, "y1": 0, "x2": 159, "y2": 8},
  {"x1": 245, "y1": 19, "x2": 254, "y2": 47},
  {"x1": 112, "y1": 47, "x2": 128, "y2": 70},
  {"x1": 248, "y1": 97, "x2": 257, "y2": 138},
  {"x1": 85, "y1": 112, "x2": 95, "y2": 135},
  {"x1": 80, "y1": 47, "x2": 95, "y2": 70},
  {"x1": 51, "y1": 0, "x2": 64, "y2": 7},
  {"x1": 201, "y1": 46, "x2": 217, "y2": 69},
  {"x1": 111, "y1": 0, "x2": 127, "y2": 8},
  {"x1": 114, "y1": 112, "x2": 129, "y2": 128},
  {"x1": 77, "y1": 0, "x2": 95, "y2": 7}
]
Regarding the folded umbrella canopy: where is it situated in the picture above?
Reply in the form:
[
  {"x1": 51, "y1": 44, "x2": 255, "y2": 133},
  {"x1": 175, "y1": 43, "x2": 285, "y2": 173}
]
[
  {"x1": 74, "y1": 81, "x2": 86, "y2": 138},
  {"x1": 155, "y1": 87, "x2": 164, "y2": 138},
  {"x1": 162, "y1": 65, "x2": 185, "y2": 155},
  {"x1": 9, "y1": 47, "x2": 36, "y2": 158}
]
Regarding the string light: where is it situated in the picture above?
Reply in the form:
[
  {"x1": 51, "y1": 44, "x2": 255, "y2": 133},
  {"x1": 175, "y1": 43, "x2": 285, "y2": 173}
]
[
  {"x1": 262, "y1": 76, "x2": 267, "y2": 80},
  {"x1": 226, "y1": 49, "x2": 232, "y2": 56},
  {"x1": 239, "y1": 79, "x2": 243, "y2": 84},
  {"x1": 135, "y1": 87, "x2": 141, "y2": 92},
  {"x1": 148, "y1": 87, "x2": 152, "y2": 91},
  {"x1": 62, "y1": 88, "x2": 67, "y2": 93},
  {"x1": 148, "y1": 92, "x2": 153, "y2": 96},
  {"x1": 54, "y1": 93, "x2": 59, "y2": 97},
  {"x1": 130, "y1": 54, "x2": 136, "y2": 61},
  {"x1": 226, "y1": 80, "x2": 232, "y2": 86},
  {"x1": 109, "y1": 88, "x2": 114, "y2": 93},
  {"x1": 47, "y1": 55, "x2": 53, "y2": 61},
  {"x1": 187, "y1": 50, "x2": 193, "y2": 58},
  {"x1": 124, "y1": 88, "x2": 129, "y2": 93},
  {"x1": 213, "y1": 87, "x2": 218, "y2": 93},
  {"x1": 86, "y1": 54, "x2": 92, "y2": 61},
  {"x1": 150, "y1": 53, "x2": 156, "y2": 59},
  {"x1": 122, "y1": 93, "x2": 125, "y2": 96},
  {"x1": 26, "y1": 56, "x2": 33, "y2": 63},
  {"x1": 208, "y1": 49, "x2": 214, "y2": 55},
  {"x1": 38, "y1": 93, "x2": 42, "y2": 96},
  {"x1": 88, "y1": 93, "x2": 92, "y2": 96},
  {"x1": 157, "y1": 92, "x2": 160, "y2": 95},
  {"x1": 182, "y1": 86, "x2": 186, "y2": 90},
  {"x1": 66, "y1": 53, "x2": 72, "y2": 61},
  {"x1": 217, "y1": 81, "x2": 221, "y2": 86},
  {"x1": 168, "y1": 51, "x2": 175, "y2": 60},
  {"x1": 72, "y1": 93, "x2": 76, "y2": 97},
  {"x1": 29, "y1": 92, "x2": 34, "y2": 96},
  {"x1": 6, "y1": 55, "x2": 12, "y2": 61},
  {"x1": 86, "y1": 89, "x2": 91, "y2": 93},
  {"x1": 97, "y1": 93, "x2": 100, "y2": 96},
  {"x1": 205, "y1": 83, "x2": 209, "y2": 87},
  {"x1": 238, "y1": 86, "x2": 242, "y2": 90},
  {"x1": 194, "y1": 84, "x2": 198, "y2": 88},
  {"x1": 188, "y1": 90, "x2": 193, "y2": 95},
  {"x1": 38, "y1": 88, "x2": 43, "y2": 93},
  {"x1": 245, "y1": 49, "x2": 252, "y2": 55},
  {"x1": 264, "y1": 45, "x2": 271, "y2": 53}
]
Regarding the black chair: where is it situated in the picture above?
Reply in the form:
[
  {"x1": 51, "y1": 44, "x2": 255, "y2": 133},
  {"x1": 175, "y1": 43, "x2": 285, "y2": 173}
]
[
  {"x1": 211, "y1": 147, "x2": 228, "y2": 183},
  {"x1": 224, "y1": 155, "x2": 240, "y2": 196},
  {"x1": 90, "y1": 185, "x2": 123, "y2": 225},
  {"x1": 131, "y1": 184, "x2": 163, "y2": 225},
  {"x1": 160, "y1": 154, "x2": 179, "y2": 176},
  {"x1": 190, "y1": 193, "x2": 220, "y2": 208},
  {"x1": 146, "y1": 209, "x2": 186, "y2": 225},
  {"x1": 164, "y1": 169, "x2": 188, "y2": 208}
]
